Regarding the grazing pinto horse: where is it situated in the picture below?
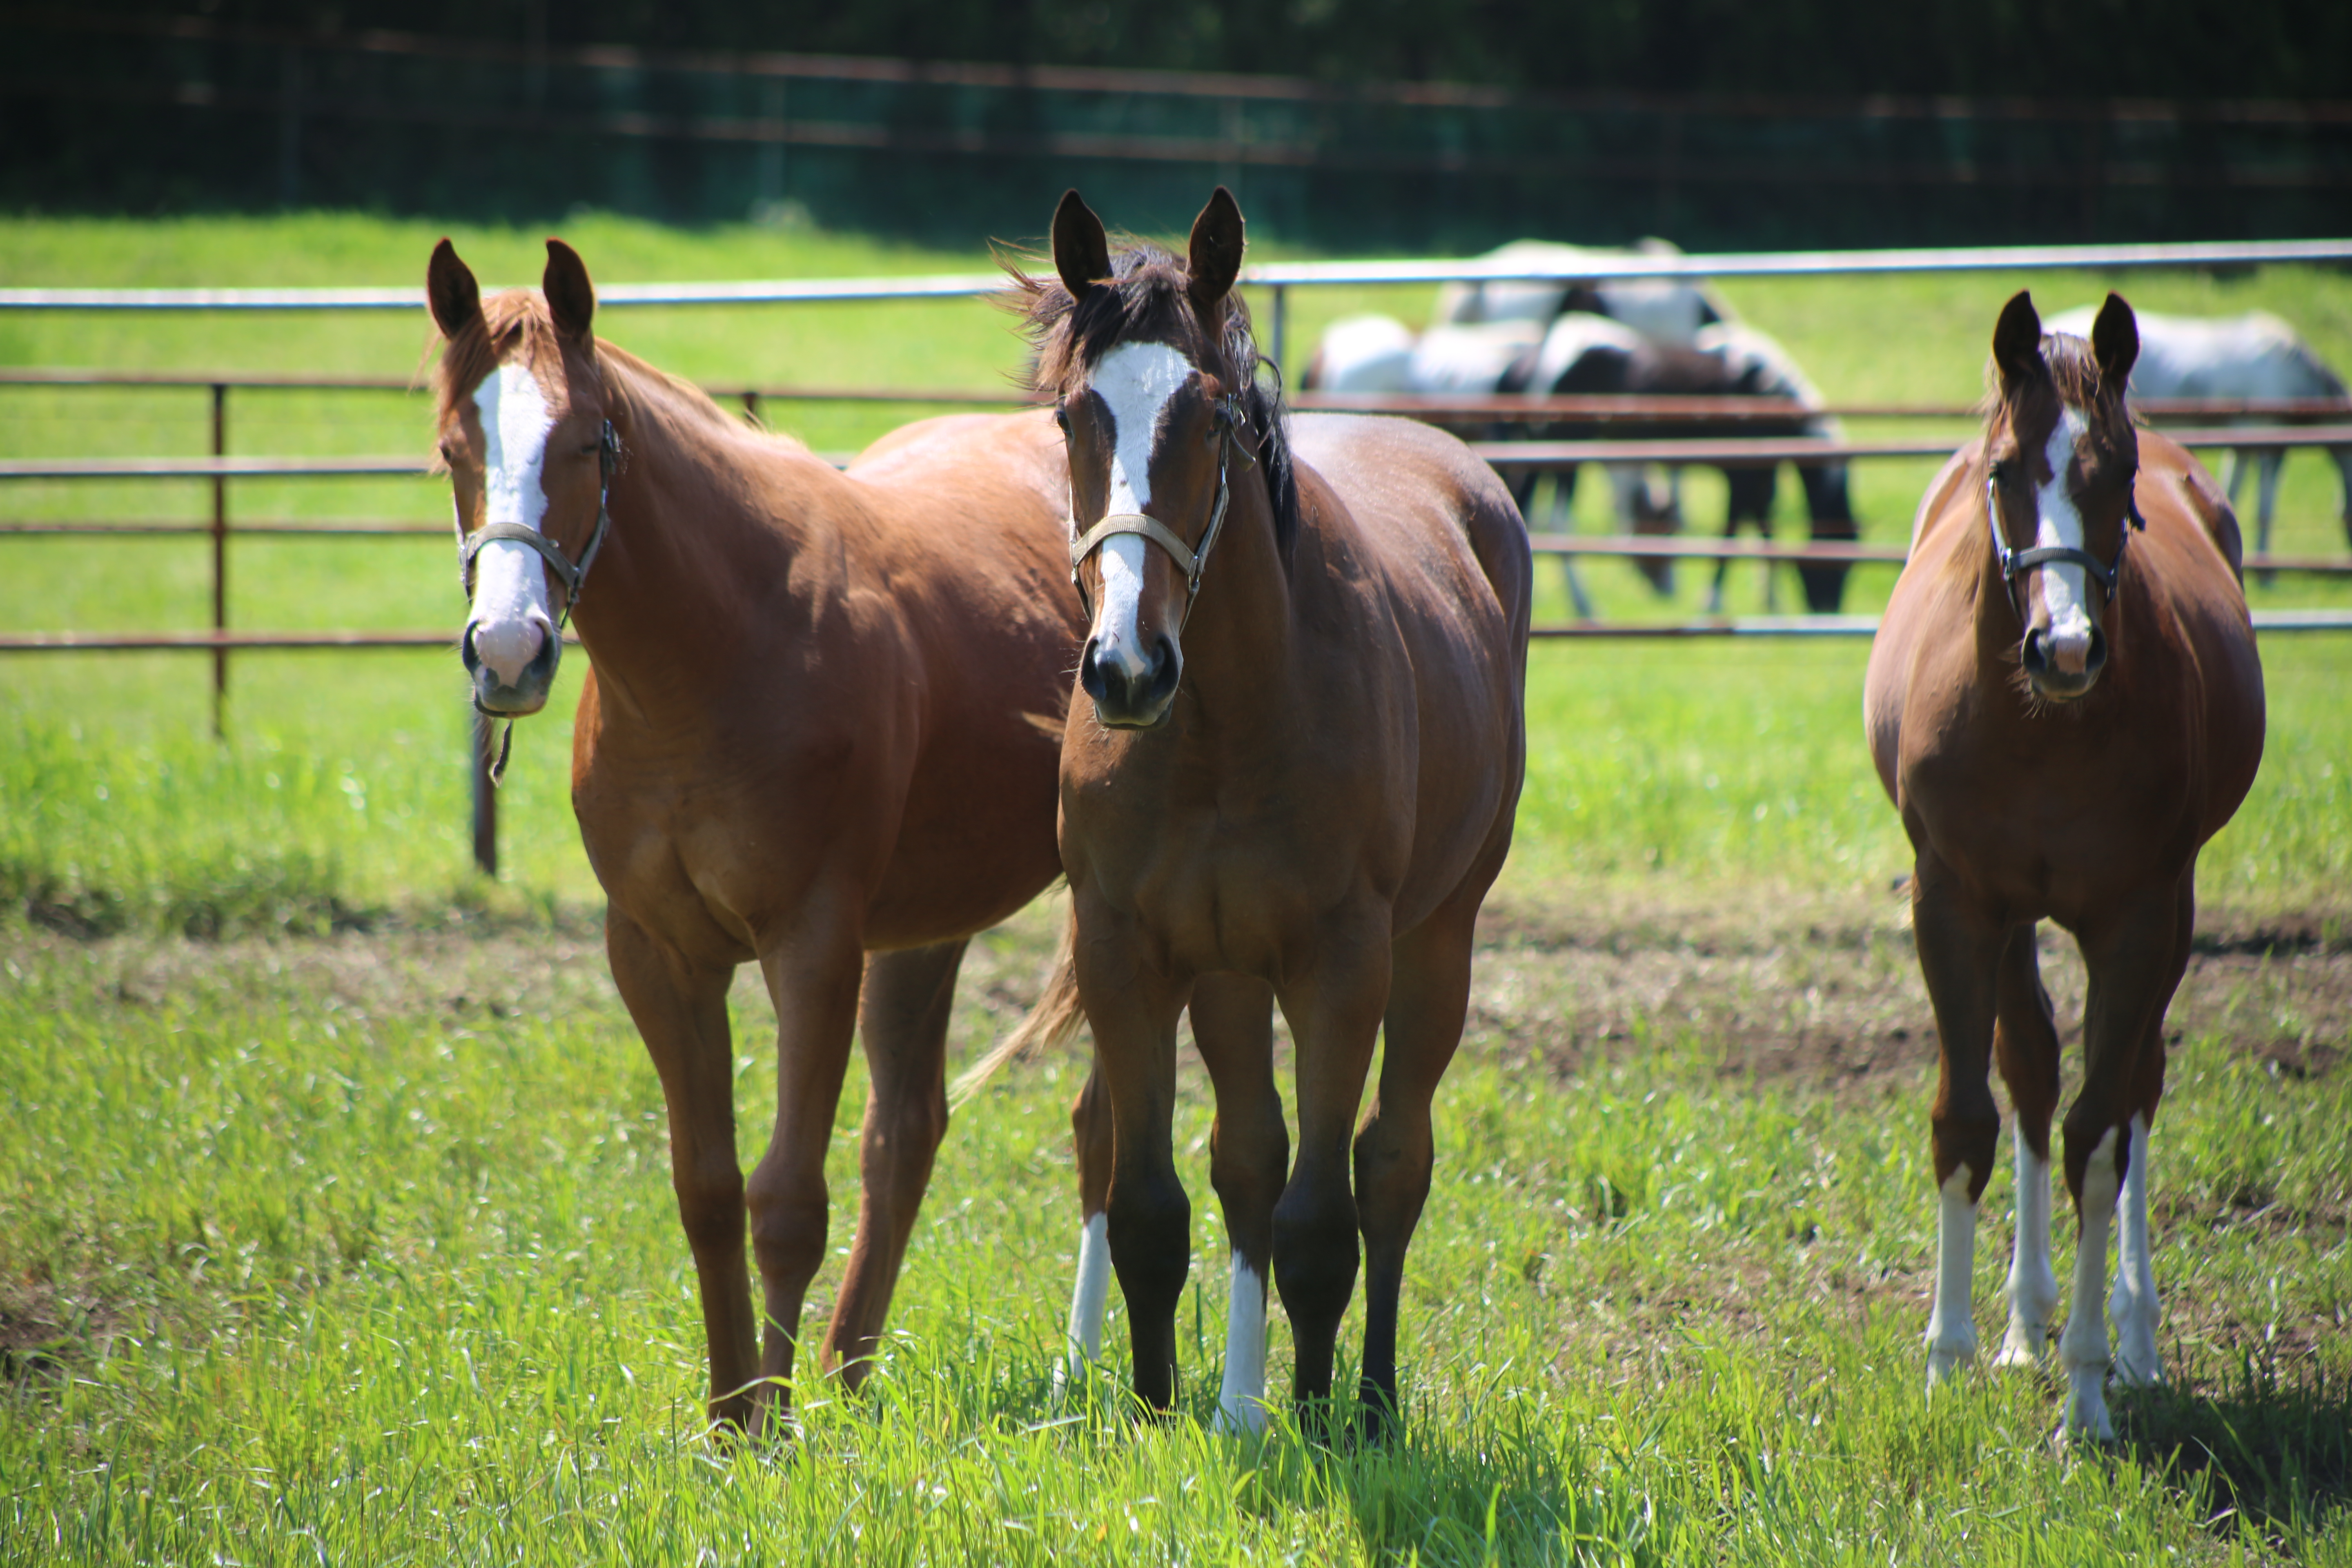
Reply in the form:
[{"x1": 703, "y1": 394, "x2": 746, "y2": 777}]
[
  {"x1": 1864, "y1": 292, "x2": 2264, "y2": 1441},
  {"x1": 994, "y1": 187, "x2": 1528, "y2": 1439},
  {"x1": 429, "y1": 239, "x2": 1082, "y2": 1435},
  {"x1": 2045, "y1": 304, "x2": 2352, "y2": 573}
]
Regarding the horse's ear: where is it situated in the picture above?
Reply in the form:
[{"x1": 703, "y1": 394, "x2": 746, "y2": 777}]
[
  {"x1": 427, "y1": 238, "x2": 482, "y2": 341},
  {"x1": 1992, "y1": 290, "x2": 2044, "y2": 392},
  {"x1": 1052, "y1": 191, "x2": 1111, "y2": 303},
  {"x1": 1186, "y1": 186, "x2": 1246, "y2": 309},
  {"x1": 2091, "y1": 292, "x2": 2139, "y2": 392},
  {"x1": 543, "y1": 239, "x2": 596, "y2": 342}
]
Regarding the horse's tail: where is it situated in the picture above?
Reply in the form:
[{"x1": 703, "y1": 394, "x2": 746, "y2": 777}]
[{"x1": 948, "y1": 904, "x2": 1086, "y2": 1108}]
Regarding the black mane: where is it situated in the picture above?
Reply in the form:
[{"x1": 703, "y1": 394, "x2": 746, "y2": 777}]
[{"x1": 1007, "y1": 240, "x2": 1301, "y2": 564}]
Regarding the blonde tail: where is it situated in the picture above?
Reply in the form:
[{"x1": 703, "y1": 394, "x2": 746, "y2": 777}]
[{"x1": 949, "y1": 907, "x2": 1086, "y2": 1108}]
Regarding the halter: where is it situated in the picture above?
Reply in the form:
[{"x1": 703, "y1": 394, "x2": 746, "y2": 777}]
[
  {"x1": 1982, "y1": 464, "x2": 2145, "y2": 624},
  {"x1": 1067, "y1": 393, "x2": 1254, "y2": 628},
  {"x1": 456, "y1": 418, "x2": 622, "y2": 785},
  {"x1": 458, "y1": 419, "x2": 622, "y2": 629}
]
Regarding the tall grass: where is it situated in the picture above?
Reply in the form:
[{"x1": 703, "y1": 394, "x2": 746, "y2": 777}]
[{"x1": 2, "y1": 931, "x2": 2345, "y2": 1564}]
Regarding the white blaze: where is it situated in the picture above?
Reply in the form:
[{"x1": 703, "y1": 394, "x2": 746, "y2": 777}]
[
  {"x1": 1213, "y1": 1252, "x2": 1268, "y2": 1436},
  {"x1": 1085, "y1": 341, "x2": 1194, "y2": 679},
  {"x1": 1996, "y1": 1133, "x2": 2059, "y2": 1368},
  {"x1": 2034, "y1": 408, "x2": 2096, "y2": 672},
  {"x1": 2059, "y1": 1125, "x2": 2122, "y2": 1441},
  {"x1": 467, "y1": 362, "x2": 558, "y2": 686},
  {"x1": 1924, "y1": 1163, "x2": 1979, "y2": 1385},
  {"x1": 2109, "y1": 1114, "x2": 2162, "y2": 1386}
]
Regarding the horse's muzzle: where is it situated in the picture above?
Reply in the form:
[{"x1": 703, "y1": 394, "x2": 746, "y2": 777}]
[
  {"x1": 2020, "y1": 624, "x2": 2107, "y2": 701},
  {"x1": 1080, "y1": 631, "x2": 1182, "y2": 728},
  {"x1": 463, "y1": 617, "x2": 562, "y2": 717}
]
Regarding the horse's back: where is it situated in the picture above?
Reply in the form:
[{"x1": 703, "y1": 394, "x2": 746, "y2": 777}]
[
  {"x1": 2134, "y1": 432, "x2": 2266, "y2": 831},
  {"x1": 1287, "y1": 412, "x2": 1532, "y2": 654}
]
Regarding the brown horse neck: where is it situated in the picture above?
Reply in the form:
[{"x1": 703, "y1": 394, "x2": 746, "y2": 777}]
[
  {"x1": 568, "y1": 351, "x2": 847, "y2": 722},
  {"x1": 1162, "y1": 468, "x2": 1299, "y2": 734}
]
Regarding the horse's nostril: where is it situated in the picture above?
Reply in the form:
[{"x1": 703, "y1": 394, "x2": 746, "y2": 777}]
[
  {"x1": 461, "y1": 622, "x2": 483, "y2": 675},
  {"x1": 2020, "y1": 628, "x2": 2047, "y2": 673}
]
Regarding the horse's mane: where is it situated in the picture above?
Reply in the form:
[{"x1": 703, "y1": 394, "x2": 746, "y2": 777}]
[
  {"x1": 434, "y1": 289, "x2": 762, "y2": 446},
  {"x1": 1978, "y1": 331, "x2": 2132, "y2": 424},
  {"x1": 1004, "y1": 240, "x2": 1300, "y2": 561}
]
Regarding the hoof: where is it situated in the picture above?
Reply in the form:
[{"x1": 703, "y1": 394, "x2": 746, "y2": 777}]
[
  {"x1": 1924, "y1": 1339, "x2": 1978, "y2": 1389},
  {"x1": 1993, "y1": 1324, "x2": 2047, "y2": 1372}
]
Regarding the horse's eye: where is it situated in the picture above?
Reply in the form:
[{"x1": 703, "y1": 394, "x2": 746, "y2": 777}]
[
  {"x1": 1990, "y1": 457, "x2": 2015, "y2": 484},
  {"x1": 579, "y1": 440, "x2": 601, "y2": 456},
  {"x1": 1054, "y1": 406, "x2": 1070, "y2": 434}
]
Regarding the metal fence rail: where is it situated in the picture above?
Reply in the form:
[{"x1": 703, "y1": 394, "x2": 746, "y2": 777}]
[{"x1": 8, "y1": 240, "x2": 2351, "y2": 875}]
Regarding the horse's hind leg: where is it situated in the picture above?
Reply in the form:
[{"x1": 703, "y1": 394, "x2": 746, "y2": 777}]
[
  {"x1": 2056, "y1": 888, "x2": 2184, "y2": 1441},
  {"x1": 1351, "y1": 903, "x2": 1481, "y2": 1443},
  {"x1": 2109, "y1": 875, "x2": 2193, "y2": 1389},
  {"x1": 1910, "y1": 856, "x2": 2007, "y2": 1386},
  {"x1": 745, "y1": 928, "x2": 868, "y2": 1431},
  {"x1": 1189, "y1": 973, "x2": 1285, "y2": 1435},
  {"x1": 606, "y1": 905, "x2": 760, "y2": 1430},
  {"x1": 823, "y1": 940, "x2": 967, "y2": 1388},
  {"x1": 1990, "y1": 924, "x2": 2061, "y2": 1369},
  {"x1": 1054, "y1": 1062, "x2": 1115, "y2": 1396},
  {"x1": 2254, "y1": 450, "x2": 2285, "y2": 586},
  {"x1": 1272, "y1": 923, "x2": 1393, "y2": 1429}
]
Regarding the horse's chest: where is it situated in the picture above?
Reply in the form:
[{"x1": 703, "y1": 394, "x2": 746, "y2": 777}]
[{"x1": 1076, "y1": 808, "x2": 1344, "y2": 972}]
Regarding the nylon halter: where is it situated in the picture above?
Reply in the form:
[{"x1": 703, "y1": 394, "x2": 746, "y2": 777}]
[
  {"x1": 1067, "y1": 392, "x2": 1254, "y2": 629},
  {"x1": 1982, "y1": 464, "x2": 2145, "y2": 625},
  {"x1": 456, "y1": 418, "x2": 622, "y2": 785}
]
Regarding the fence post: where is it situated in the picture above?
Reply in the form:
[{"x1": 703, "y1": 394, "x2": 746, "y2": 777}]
[
  {"x1": 211, "y1": 382, "x2": 229, "y2": 738},
  {"x1": 742, "y1": 389, "x2": 761, "y2": 427},
  {"x1": 471, "y1": 708, "x2": 499, "y2": 877}
]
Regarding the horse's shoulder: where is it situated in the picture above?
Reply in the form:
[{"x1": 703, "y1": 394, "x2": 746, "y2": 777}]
[
  {"x1": 1907, "y1": 441, "x2": 1981, "y2": 555},
  {"x1": 2138, "y1": 432, "x2": 2245, "y2": 584}
]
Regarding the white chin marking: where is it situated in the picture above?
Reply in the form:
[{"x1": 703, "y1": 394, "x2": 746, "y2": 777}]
[
  {"x1": 1213, "y1": 1253, "x2": 1268, "y2": 1436},
  {"x1": 467, "y1": 363, "x2": 559, "y2": 685},
  {"x1": 1997, "y1": 1136, "x2": 2058, "y2": 1369},
  {"x1": 2060, "y1": 1125, "x2": 2122, "y2": 1441},
  {"x1": 2035, "y1": 408, "x2": 2096, "y2": 665},
  {"x1": 1054, "y1": 1212, "x2": 1112, "y2": 1395},
  {"x1": 1925, "y1": 1163, "x2": 1979, "y2": 1386}
]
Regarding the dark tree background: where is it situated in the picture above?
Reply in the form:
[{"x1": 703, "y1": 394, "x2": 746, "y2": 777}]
[{"x1": 7, "y1": 0, "x2": 2348, "y2": 247}]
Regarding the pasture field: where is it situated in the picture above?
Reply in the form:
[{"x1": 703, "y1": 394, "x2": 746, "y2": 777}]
[{"x1": 2, "y1": 214, "x2": 2349, "y2": 1562}]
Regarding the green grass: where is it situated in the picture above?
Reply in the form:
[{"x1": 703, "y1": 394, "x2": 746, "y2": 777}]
[
  {"x1": 3, "y1": 213, "x2": 2349, "y2": 1564},
  {"x1": 3, "y1": 210, "x2": 2349, "y2": 931},
  {"x1": 2, "y1": 925, "x2": 2346, "y2": 1565}
]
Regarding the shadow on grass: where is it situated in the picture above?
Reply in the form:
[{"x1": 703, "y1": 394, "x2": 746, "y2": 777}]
[{"x1": 2119, "y1": 1361, "x2": 2352, "y2": 1552}]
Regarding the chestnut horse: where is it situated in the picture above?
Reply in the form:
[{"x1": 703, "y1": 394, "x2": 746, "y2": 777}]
[
  {"x1": 1864, "y1": 291, "x2": 2264, "y2": 1441},
  {"x1": 428, "y1": 239, "x2": 1083, "y2": 1435},
  {"x1": 973, "y1": 188, "x2": 1529, "y2": 1440}
]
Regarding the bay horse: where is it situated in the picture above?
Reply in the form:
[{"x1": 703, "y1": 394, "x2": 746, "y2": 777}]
[
  {"x1": 428, "y1": 238, "x2": 1084, "y2": 1436},
  {"x1": 2046, "y1": 303, "x2": 2352, "y2": 575},
  {"x1": 1863, "y1": 291, "x2": 2265, "y2": 1441},
  {"x1": 976, "y1": 187, "x2": 1529, "y2": 1440}
]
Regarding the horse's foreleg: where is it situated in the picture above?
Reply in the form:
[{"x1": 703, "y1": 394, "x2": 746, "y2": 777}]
[
  {"x1": 823, "y1": 940, "x2": 967, "y2": 1388},
  {"x1": 2057, "y1": 888, "x2": 2185, "y2": 1441},
  {"x1": 2108, "y1": 875, "x2": 2192, "y2": 1390},
  {"x1": 1189, "y1": 973, "x2": 1284, "y2": 1436},
  {"x1": 1990, "y1": 924, "x2": 2061, "y2": 1369},
  {"x1": 1909, "y1": 859, "x2": 2007, "y2": 1387},
  {"x1": 1351, "y1": 907, "x2": 1479, "y2": 1444},
  {"x1": 606, "y1": 906, "x2": 759, "y2": 1431},
  {"x1": 1272, "y1": 926, "x2": 1391, "y2": 1428},
  {"x1": 1054, "y1": 1060, "x2": 1115, "y2": 1396},
  {"x1": 1072, "y1": 914, "x2": 1191, "y2": 1414},
  {"x1": 744, "y1": 929, "x2": 867, "y2": 1433}
]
